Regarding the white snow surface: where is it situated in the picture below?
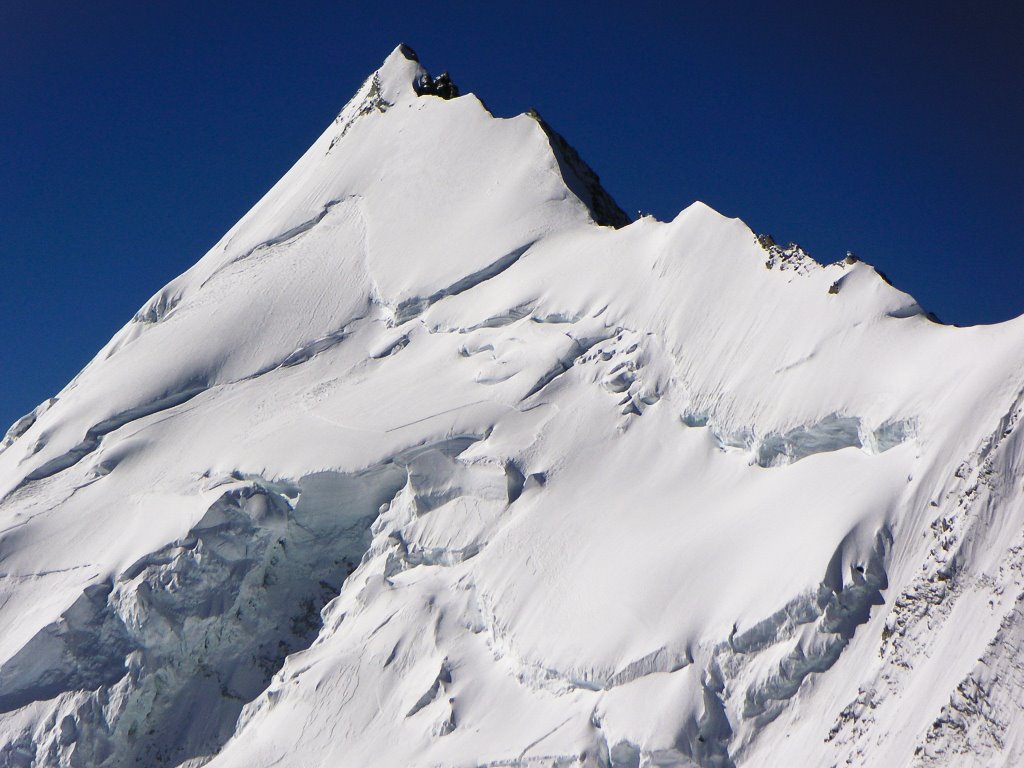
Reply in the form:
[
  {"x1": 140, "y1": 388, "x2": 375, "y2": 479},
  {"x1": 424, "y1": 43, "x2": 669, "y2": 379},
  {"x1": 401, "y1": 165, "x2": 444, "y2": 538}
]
[{"x1": 3, "y1": 45, "x2": 1024, "y2": 768}]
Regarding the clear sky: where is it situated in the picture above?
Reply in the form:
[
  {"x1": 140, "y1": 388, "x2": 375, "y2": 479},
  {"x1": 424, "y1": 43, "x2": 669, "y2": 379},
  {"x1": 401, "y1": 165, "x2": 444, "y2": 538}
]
[{"x1": 2, "y1": 1, "x2": 1022, "y2": 432}]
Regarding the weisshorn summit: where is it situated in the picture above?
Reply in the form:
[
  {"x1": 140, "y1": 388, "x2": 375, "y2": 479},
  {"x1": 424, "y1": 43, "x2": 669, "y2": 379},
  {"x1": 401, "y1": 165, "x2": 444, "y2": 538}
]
[{"x1": 2, "y1": 45, "x2": 1024, "y2": 768}]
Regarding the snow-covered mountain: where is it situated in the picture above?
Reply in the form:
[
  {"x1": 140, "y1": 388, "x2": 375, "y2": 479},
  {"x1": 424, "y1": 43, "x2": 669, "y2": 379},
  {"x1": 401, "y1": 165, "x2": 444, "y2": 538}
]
[{"x1": 3, "y1": 45, "x2": 1024, "y2": 768}]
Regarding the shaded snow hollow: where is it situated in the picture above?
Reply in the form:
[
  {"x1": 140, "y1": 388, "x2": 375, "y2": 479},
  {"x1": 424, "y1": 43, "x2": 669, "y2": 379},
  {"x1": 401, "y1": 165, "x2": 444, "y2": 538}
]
[{"x1": 3, "y1": 44, "x2": 1024, "y2": 768}]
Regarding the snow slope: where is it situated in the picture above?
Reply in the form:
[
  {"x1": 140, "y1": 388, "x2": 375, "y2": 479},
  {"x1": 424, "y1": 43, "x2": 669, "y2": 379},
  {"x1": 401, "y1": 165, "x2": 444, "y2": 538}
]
[{"x1": 2, "y1": 45, "x2": 1024, "y2": 768}]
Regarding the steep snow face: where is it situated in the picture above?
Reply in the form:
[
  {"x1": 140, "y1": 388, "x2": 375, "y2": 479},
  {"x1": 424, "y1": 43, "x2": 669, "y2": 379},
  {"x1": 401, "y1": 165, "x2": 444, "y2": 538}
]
[{"x1": 2, "y1": 45, "x2": 1024, "y2": 768}]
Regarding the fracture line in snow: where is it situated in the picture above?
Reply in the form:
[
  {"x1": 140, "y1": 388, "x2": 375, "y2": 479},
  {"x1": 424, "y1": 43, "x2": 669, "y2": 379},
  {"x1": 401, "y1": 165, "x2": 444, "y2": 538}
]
[{"x1": 383, "y1": 400, "x2": 493, "y2": 433}]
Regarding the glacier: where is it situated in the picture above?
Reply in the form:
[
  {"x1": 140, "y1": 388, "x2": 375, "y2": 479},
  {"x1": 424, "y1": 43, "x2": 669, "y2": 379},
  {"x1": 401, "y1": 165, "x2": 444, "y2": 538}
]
[{"x1": 2, "y1": 44, "x2": 1024, "y2": 767}]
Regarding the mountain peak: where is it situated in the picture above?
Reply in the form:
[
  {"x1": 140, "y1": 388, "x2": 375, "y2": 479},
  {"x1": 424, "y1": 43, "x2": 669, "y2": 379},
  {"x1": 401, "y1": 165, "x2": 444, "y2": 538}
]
[
  {"x1": 364, "y1": 43, "x2": 461, "y2": 105},
  {"x1": 3, "y1": 46, "x2": 1024, "y2": 768},
  {"x1": 356, "y1": 45, "x2": 621, "y2": 226},
  {"x1": 394, "y1": 42, "x2": 419, "y2": 62},
  {"x1": 355, "y1": 43, "x2": 427, "y2": 107}
]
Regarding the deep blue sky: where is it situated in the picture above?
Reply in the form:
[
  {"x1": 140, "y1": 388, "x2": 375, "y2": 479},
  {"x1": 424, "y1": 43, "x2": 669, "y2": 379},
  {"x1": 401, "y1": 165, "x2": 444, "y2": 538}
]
[{"x1": 2, "y1": 2, "x2": 1022, "y2": 431}]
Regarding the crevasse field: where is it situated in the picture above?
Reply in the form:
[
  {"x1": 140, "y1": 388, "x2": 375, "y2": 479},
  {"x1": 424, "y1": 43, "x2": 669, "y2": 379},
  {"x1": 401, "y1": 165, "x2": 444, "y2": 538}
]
[{"x1": 2, "y1": 46, "x2": 1023, "y2": 768}]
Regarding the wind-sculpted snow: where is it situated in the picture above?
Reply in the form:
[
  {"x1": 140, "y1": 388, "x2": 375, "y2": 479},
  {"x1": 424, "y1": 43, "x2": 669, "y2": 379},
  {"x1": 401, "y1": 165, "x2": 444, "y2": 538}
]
[
  {"x1": 3, "y1": 44, "x2": 1024, "y2": 768},
  {"x1": 16, "y1": 386, "x2": 209, "y2": 490},
  {"x1": 388, "y1": 241, "x2": 537, "y2": 325}
]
